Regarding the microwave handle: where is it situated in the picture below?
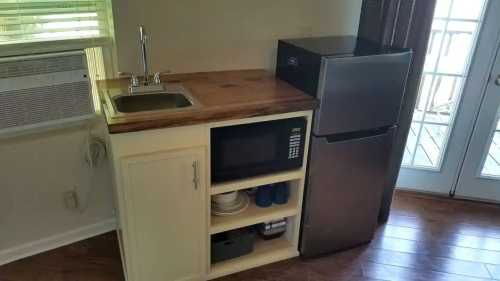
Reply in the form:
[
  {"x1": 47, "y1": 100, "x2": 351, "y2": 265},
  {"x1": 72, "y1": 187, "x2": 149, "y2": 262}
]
[{"x1": 192, "y1": 160, "x2": 199, "y2": 190}]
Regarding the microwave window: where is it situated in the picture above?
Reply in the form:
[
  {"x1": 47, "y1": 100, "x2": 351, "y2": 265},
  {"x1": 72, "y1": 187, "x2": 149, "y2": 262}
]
[{"x1": 221, "y1": 134, "x2": 277, "y2": 168}]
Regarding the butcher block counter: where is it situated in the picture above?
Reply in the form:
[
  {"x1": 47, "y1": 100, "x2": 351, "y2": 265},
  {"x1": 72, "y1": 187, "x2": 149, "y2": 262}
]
[{"x1": 98, "y1": 69, "x2": 318, "y2": 133}]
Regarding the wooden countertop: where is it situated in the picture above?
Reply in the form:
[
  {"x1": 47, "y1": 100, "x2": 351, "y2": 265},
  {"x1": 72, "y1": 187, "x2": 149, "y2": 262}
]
[{"x1": 99, "y1": 69, "x2": 318, "y2": 134}]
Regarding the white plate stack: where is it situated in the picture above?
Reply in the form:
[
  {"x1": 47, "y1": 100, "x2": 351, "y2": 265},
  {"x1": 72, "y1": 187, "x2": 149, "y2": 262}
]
[{"x1": 211, "y1": 191, "x2": 249, "y2": 216}]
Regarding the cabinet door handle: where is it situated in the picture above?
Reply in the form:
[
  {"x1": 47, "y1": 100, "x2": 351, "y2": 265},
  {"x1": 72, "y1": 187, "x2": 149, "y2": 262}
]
[{"x1": 192, "y1": 161, "x2": 199, "y2": 190}]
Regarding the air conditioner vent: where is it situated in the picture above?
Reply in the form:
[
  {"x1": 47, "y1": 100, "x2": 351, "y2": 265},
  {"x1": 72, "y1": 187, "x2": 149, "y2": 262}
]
[
  {"x1": 0, "y1": 81, "x2": 92, "y2": 129},
  {"x1": 0, "y1": 55, "x2": 86, "y2": 79},
  {"x1": 0, "y1": 51, "x2": 95, "y2": 136}
]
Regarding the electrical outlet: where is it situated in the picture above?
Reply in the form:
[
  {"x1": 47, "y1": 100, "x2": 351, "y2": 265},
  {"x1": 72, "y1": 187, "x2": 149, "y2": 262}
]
[{"x1": 63, "y1": 191, "x2": 79, "y2": 210}]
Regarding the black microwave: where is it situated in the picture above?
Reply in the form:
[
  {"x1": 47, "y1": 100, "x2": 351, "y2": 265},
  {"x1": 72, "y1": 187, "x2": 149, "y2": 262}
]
[{"x1": 211, "y1": 117, "x2": 307, "y2": 183}]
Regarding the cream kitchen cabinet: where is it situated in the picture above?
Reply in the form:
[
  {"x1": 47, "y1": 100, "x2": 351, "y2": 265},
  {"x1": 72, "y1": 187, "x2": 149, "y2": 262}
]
[
  {"x1": 108, "y1": 125, "x2": 208, "y2": 281},
  {"x1": 121, "y1": 148, "x2": 205, "y2": 281}
]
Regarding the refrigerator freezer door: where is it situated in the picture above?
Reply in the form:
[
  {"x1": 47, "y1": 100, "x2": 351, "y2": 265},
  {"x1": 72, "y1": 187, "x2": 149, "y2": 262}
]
[
  {"x1": 300, "y1": 128, "x2": 395, "y2": 257},
  {"x1": 313, "y1": 52, "x2": 411, "y2": 136}
]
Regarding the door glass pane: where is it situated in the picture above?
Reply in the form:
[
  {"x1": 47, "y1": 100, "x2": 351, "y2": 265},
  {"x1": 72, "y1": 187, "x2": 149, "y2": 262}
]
[
  {"x1": 450, "y1": 0, "x2": 488, "y2": 20},
  {"x1": 480, "y1": 108, "x2": 500, "y2": 178},
  {"x1": 402, "y1": 122, "x2": 422, "y2": 166},
  {"x1": 437, "y1": 21, "x2": 478, "y2": 75},
  {"x1": 403, "y1": 0, "x2": 488, "y2": 170},
  {"x1": 412, "y1": 124, "x2": 448, "y2": 167}
]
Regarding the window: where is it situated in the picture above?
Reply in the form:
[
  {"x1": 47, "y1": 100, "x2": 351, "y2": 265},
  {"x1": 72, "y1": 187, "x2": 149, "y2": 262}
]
[
  {"x1": 0, "y1": 0, "x2": 115, "y2": 112},
  {"x1": 0, "y1": 0, "x2": 112, "y2": 45}
]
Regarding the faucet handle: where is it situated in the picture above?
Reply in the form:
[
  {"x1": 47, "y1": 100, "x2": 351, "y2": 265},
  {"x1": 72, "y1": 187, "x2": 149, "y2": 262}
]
[
  {"x1": 153, "y1": 70, "x2": 171, "y2": 84},
  {"x1": 118, "y1": 72, "x2": 140, "y2": 87}
]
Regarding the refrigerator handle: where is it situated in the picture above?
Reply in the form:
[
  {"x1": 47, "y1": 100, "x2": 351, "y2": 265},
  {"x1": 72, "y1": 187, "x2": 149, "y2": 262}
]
[{"x1": 325, "y1": 125, "x2": 397, "y2": 144}]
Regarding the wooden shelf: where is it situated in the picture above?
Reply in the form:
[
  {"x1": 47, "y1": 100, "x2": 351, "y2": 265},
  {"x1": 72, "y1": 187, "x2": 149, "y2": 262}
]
[
  {"x1": 208, "y1": 237, "x2": 298, "y2": 280},
  {"x1": 210, "y1": 199, "x2": 298, "y2": 234},
  {"x1": 210, "y1": 169, "x2": 303, "y2": 195}
]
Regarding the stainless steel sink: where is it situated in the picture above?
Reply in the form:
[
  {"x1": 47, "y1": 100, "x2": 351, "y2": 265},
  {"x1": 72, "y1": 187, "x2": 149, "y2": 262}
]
[
  {"x1": 105, "y1": 84, "x2": 200, "y2": 118},
  {"x1": 113, "y1": 92, "x2": 193, "y2": 113}
]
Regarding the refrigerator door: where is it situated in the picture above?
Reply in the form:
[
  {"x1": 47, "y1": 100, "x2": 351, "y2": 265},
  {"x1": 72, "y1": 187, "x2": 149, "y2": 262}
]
[
  {"x1": 314, "y1": 52, "x2": 411, "y2": 136},
  {"x1": 300, "y1": 127, "x2": 395, "y2": 257}
]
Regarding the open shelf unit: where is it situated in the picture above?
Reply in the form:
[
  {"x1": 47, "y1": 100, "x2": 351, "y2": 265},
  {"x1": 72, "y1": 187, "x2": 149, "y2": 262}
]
[
  {"x1": 208, "y1": 236, "x2": 298, "y2": 280},
  {"x1": 206, "y1": 110, "x2": 313, "y2": 280},
  {"x1": 210, "y1": 176, "x2": 302, "y2": 233},
  {"x1": 208, "y1": 177, "x2": 305, "y2": 279},
  {"x1": 210, "y1": 198, "x2": 299, "y2": 234}
]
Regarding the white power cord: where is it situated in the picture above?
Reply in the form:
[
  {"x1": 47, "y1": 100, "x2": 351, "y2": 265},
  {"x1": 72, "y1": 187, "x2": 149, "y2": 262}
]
[
  {"x1": 85, "y1": 135, "x2": 107, "y2": 168},
  {"x1": 78, "y1": 127, "x2": 107, "y2": 213}
]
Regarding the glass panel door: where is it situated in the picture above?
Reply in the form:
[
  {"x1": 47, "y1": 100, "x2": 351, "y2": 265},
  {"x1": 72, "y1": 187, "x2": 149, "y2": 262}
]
[
  {"x1": 454, "y1": 53, "x2": 500, "y2": 200},
  {"x1": 397, "y1": 0, "x2": 500, "y2": 194},
  {"x1": 402, "y1": 0, "x2": 487, "y2": 169}
]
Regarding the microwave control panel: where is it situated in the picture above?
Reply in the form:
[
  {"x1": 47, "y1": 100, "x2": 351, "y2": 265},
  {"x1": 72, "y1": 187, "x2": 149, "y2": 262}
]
[{"x1": 288, "y1": 128, "x2": 302, "y2": 159}]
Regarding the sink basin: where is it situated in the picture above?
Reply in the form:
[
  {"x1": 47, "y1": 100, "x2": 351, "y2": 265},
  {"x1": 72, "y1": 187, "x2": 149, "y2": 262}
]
[{"x1": 112, "y1": 92, "x2": 193, "y2": 114}]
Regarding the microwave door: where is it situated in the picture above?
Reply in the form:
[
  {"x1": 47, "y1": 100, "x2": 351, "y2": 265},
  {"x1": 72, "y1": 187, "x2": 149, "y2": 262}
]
[{"x1": 215, "y1": 134, "x2": 279, "y2": 176}]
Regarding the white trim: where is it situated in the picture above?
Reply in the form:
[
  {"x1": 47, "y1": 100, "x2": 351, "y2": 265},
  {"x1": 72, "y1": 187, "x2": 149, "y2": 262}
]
[
  {"x1": 0, "y1": 50, "x2": 85, "y2": 63},
  {"x1": 0, "y1": 38, "x2": 112, "y2": 58},
  {"x1": 0, "y1": 218, "x2": 116, "y2": 266},
  {"x1": 0, "y1": 114, "x2": 98, "y2": 140}
]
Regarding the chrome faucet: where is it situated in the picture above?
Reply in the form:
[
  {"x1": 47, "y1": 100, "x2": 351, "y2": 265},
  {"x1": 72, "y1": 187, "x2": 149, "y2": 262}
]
[
  {"x1": 139, "y1": 25, "x2": 150, "y2": 85},
  {"x1": 120, "y1": 25, "x2": 168, "y2": 94}
]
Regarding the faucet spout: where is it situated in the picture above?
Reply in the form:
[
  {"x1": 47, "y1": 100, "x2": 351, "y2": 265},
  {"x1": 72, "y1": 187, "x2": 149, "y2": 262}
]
[
  {"x1": 139, "y1": 25, "x2": 150, "y2": 85},
  {"x1": 126, "y1": 25, "x2": 164, "y2": 94}
]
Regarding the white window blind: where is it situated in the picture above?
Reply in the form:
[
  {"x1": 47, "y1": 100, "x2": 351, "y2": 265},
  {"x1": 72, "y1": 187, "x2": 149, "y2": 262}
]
[{"x1": 0, "y1": 0, "x2": 111, "y2": 45}]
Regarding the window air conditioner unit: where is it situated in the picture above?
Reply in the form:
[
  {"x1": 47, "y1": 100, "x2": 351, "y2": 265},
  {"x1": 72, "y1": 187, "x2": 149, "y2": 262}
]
[{"x1": 0, "y1": 50, "x2": 95, "y2": 137}]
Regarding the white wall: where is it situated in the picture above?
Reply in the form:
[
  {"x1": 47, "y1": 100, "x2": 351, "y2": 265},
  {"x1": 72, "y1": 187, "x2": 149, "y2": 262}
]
[
  {"x1": 0, "y1": 122, "x2": 115, "y2": 265},
  {"x1": 112, "y1": 0, "x2": 362, "y2": 74},
  {"x1": 0, "y1": 0, "x2": 361, "y2": 264}
]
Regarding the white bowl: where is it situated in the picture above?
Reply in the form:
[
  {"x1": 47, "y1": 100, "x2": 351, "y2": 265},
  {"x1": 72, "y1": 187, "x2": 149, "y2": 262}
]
[{"x1": 212, "y1": 191, "x2": 239, "y2": 205}]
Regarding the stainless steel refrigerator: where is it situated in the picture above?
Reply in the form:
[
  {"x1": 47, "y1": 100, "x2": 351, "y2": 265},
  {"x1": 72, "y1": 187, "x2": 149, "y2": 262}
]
[{"x1": 276, "y1": 36, "x2": 412, "y2": 257}]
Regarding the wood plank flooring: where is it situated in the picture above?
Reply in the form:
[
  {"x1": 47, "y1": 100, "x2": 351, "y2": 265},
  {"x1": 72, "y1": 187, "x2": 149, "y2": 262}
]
[
  {"x1": 0, "y1": 230, "x2": 123, "y2": 281},
  {"x1": 1, "y1": 190, "x2": 500, "y2": 281}
]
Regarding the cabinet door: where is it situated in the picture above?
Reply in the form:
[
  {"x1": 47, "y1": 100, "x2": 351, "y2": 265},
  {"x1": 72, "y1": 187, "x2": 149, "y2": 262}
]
[{"x1": 121, "y1": 147, "x2": 206, "y2": 281}]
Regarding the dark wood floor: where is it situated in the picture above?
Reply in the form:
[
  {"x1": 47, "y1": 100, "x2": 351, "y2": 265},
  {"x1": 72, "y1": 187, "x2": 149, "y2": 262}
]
[{"x1": 1, "y1": 191, "x2": 500, "y2": 281}]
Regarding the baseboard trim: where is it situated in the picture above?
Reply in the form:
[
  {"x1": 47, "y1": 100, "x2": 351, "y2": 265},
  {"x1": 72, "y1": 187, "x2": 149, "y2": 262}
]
[{"x1": 0, "y1": 218, "x2": 116, "y2": 266}]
